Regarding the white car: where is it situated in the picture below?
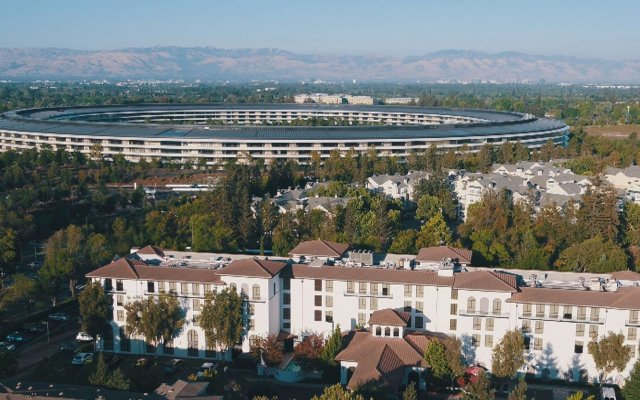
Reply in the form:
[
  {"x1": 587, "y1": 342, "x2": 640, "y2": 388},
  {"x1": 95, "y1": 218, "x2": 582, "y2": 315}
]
[
  {"x1": 71, "y1": 352, "x2": 93, "y2": 365},
  {"x1": 75, "y1": 331, "x2": 93, "y2": 342}
]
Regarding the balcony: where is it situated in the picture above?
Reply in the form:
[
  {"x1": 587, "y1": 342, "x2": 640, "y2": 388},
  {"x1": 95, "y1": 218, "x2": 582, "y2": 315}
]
[
  {"x1": 459, "y1": 309, "x2": 510, "y2": 319},
  {"x1": 626, "y1": 320, "x2": 640, "y2": 327},
  {"x1": 343, "y1": 291, "x2": 392, "y2": 299},
  {"x1": 520, "y1": 314, "x2": 605, "y2": 325}
]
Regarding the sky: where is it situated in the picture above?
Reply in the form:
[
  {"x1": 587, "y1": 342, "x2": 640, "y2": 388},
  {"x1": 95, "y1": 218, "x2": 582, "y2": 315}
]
[{"x1": 1, "y1": 0, "x2": 638, "y2": 60}]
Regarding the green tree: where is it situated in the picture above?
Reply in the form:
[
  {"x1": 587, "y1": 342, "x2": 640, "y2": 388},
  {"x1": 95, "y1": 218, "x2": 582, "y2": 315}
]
[
  {"x1": 416, "y1": 195, "x2": 441, "y2": 222},
  {"x1": 566, "y1": 392, "x2": 595, "y2": 400},
  {"x1": 622, "y1": 360, "x2": 640, "y2": 400},
  {"x1": 5, "y1": 273, "x2": 37, "y2": 315},
  {"x1": 78, "y1": 281, "x2": 110, "y2": 339},
  {"x1": 89, "y1": 353, "x2": 110, "y2": 386},
  {"x1": 403, "y1": 382, "x2": 417, "y2": 400},
  {"x1": 125, "y1": 293, "x2": 185, "y2": 347},
  {"x1": 0, "y1": 348, "x2": 17, "y2": 378},
  {"x1": 107, "y1": 368, "x2": 131, "y2": 390},
  {"x1": 507, "y1": 378, "x2": 527, "y2": 400},
  {"x1": 416, "y1": 213, "x2": 452, "y2": 249},
  {"x1": 578, "y1": 176, "x2": 620, "y2": 242},
  {"x1": 321, "y1": 325, "x2": 343, "y2": 366},
  {"x1": 424, "y1": 339, "x2": 450, "y2": 380},
  {"x1": 492, "y1": 330, "x2": 525, "y2": 382},
  {"x1": 388, "y1": 229, "x2": 418, "y2": 254},
  {"x1": 588, "y1": 332, "x2": 631, "y2": 384},
  {"x1": 0, "y1": 228, "x2": 17, "y2": 266},
  {"x1": 87, "y1": 233, "x2": 112, "y2": 267},
  {"x1": 443, "y1": 336, "x2": 466, "y2": 382},
  {"x1": 199, "y1": 288, "x2": 245, "y2": 351},
  {"x1": 41, "y1": 224, "x2": 87, "y2": 297},
  {"x1": 555, "y1": 236, "x2": 628, "y2": 273},
  {"x1": 311, "y1": 384, "x2": 365, "y2": 400},
  {"x1": 463, "y1": 370, "x2": 495, "y2": 400}
]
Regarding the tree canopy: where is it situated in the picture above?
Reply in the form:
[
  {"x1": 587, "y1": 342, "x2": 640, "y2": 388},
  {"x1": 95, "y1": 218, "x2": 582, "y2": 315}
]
[{"x1": 199, "y1": 288, "x2": 245, "y2": 351}]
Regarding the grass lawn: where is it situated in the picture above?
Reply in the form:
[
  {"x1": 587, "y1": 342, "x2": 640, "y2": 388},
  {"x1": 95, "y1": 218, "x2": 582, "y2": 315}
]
[{"x1": 583, "y1": 124, "x2": 640, "y2": 139}]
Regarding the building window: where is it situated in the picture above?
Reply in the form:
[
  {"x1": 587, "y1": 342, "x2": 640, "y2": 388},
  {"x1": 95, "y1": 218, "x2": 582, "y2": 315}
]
[
  {"x1": 522, "y1": 320, "x2": 531, "y2": 333},
  {"x1": 193, "y1": 299, "x2": 201, "y2": 311},
  {"x1": 493, "y1": 299, "x2": 502, "y2": 315},
  {"x1": 376, "y1": 326, "x2": 382, "y2": 336},
  {"x1": 523, "y1": 303, "x2": 532, "y2": 317},
  {"x1": 116, "y1": 280, "x2": 123, "y2": 292},
  {"x1": 404, "y1": 285, "x2": 413, "y2": 297},
  {"x1": 415, "y1": 301, "x2": 424, "y2": 313},
  {"x1": 252, "y1": 284, "x2": 261, "y2": 300},
  {"x1": 416, "y1": 285, "x2": 424, "y2": 297},
  {"x1": 628, "y1": 345, "x2": 637, "y2": 358},
  {"x1": 314, "y1": 279, "x2": 322, "y2": 291},
  {"x1": 450, "y1": 304, "x2": 458, "y2": 315},
  {"x1": 370, "y1": 283, "x2": 378, "y2": 295},
  {"x1": 192, "y1": 283, "x2": 200, "y2": 296},
  {"x1": 577, "y1": 306, "x2": 587, "y2": 321},
  {"x1": 169, "y1": 282, "x2": 177, "y2": 294},
  {"x1": 550, "y1": 304, "x2": 559, "y2": 318},
  {"x1": 370, "y1": 297, "x2": 378, "y2": 310},
  {"x1": 187, "y1": 330, "x2": 199, "y2": 357},
  {"x1": 282, "y1": 278, "x2": 291, "y2": 291},
  {"x1": 629, "y1": 327, "x2": 638, "y2": 341},
  {"x1": 326, "y1": 296, "x2": 333, "y2": 308},
  {"x1": 473, "y1": 317, "x2": 481, "y2": 330},
  {"x1": 359, "y1": 282, "x2": 367, "y2": 294},
  {"x1": 450, "y1": 319, "x2": 457, "y2": 331},
  {"x1": 404, "y1": 300, "x2": 412, "y2": 312},
  {"x1": 535, "y1": 321, "x2": 544, "y2": 334},
  {"x1": 524, "y1": 336, "x2": 531, "y2": 350},
  {"x1": 204, "y1": 284, "x2": 212, "y2": 294},
  {"x1": 563, "y1": 306, "x2": 573, "y2": 320},
  {"x1": 119, "y1": 328, "x2": 130, "y2": 352},
  {"x1": 315, "y1": 310, "x2": 322, "y2": 321},
  {"x1": 347, "y1": 281, "x2": 354, "y2": 294},
  {"x1": 147, "y1": 281, "x2": 155, "y2": 293},
  {"x1": 358, "y1": 313, "x2": 366, "y2": 326},
  {"x1": 590, "y1": 307, "x2": 600, "y2": 322},
  {"x1": 575, "y1": 341, "x2": 584, "y2": 354},
  {"x1": 472, "y1": 334, "x2": 480, "y2": 347},
  {"x1": 116, "y1": 294, "x2": 124, "y2": 306},
  {"x1": 534, "y1": 338, "x2": 543, "y2": 351},
  {"x1": 451, "y1": 289, "x2": 458, "y2": 300},
  {"x1": 283, "y1": 307, "x2": 291, "y2": 320},
  {"x1": 282, "y1": 321, "x2": 291, "y2": 329},
  {"x1": 158, "y1": 281, "x2": 165, "y2": 293},
  {"x1": 325, "y1": 311, "x2": 333, "y2": 323},
  {"x1": 117, "y1": 310, "x2": 124, "y2": 321},
  {"x1": 576, "y1": 324, "x2": 585, "y2": 337},
  {"x1": 467, "y1": 297, "x2": 476, "y2": 313},
  {"x1": 249, "y1": 318, "x2": 255, "y2": 330},
  {"x1": 105, "y1": 279, "x2": 113, "y2": 292},
  {"x1": 486, "y1": 318, "x2": 494, "y2": 332},
  {"x1": 415, "y1": 316, "x2": 424, "y2": 329},
  {"x1": 536, "y1": 304, "x2": 545, "y2": 318},
  {"x1": 192, "y1": 314, "x2": 199, "y2": 327},
  {"x1": 283, "y1": 292, "x2": 290, "y2": 305},
  {"x1": 393, "y1": 328, "x2": 400, "y2": 337},
  {"x1": 315, "y1": 295, "x2": 322, "y2": 307},
  {"x1": 385, "y1": 327, "x2": 391, "y2": 336},
  {"x1": 326, "y1": 280, "x2": 333, "y2": 292},
  {"x1": 589, "y1": 325, "x2": 599, "y2": 339},
  {"x1": 181, "y1": 283, "x2": 189, "y2": 295},
  {"x1": 630, "y1": 310, "x2": 639, "y2": 324},
  {"x1": 485, "y1": 335, "x2": 494, "y2": 348},
  {"x1": 359, "y1": 298, "x2": 367, "y2": 310},
  {"x1": 382, "y1": 284, "x2": 390, "y2": 296}
]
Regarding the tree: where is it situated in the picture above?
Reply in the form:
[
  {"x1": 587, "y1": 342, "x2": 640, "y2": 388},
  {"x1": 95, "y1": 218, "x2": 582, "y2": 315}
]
[
  {"x1": 416, "y1": 213, "x2": 452, "y2": 249},
  {"x1": 311, "y1": 384, "x2": 365, "y2": 400},
  {"x1": 0, "y1": 348, "x2": 17, "y2": 378},
  {"x1": 492, "y1": 330, "x2": 525, "y2": 381},
  {"x1": 107, "y1": 368, "x2": 131, "y2": 390},
  {"x1": 577, "y1": 176, "x2": 619, "y2": 242},
  {"x1": 321, "y1": 325, "x2": 343, "y2": 366},
  {"x1": 294, "y1": 334, "x2": 325, "y2": 369},
  {"x1": 555, "y1": 236, "x2": 628, "y2": 273},
  {"x1": 89, "y1": 353, "x2": 110, "y2": 386},
  {"x1": 507, "y1": 378, "x2": 527, "y2": 400},
  {"x1": 5, "y1": 273, "x2": 36, "y2": 315},
  {"x1": 403, "y1": 382, "x2": 417, "y2": 400},
  {"x1": 566, "y1": 392, "x2": 595, "y2": 400},
  {"x1": 389, "y1": 229, "x2": 418, "y2": 254},
  {"x1": 125, "y1": 293, "x2": 185, "y2": 347},
  {"x1": 199, "y1": 288, "x2": 245, "y2": 351},
  {"x1": 42, "y1": 224, "x2": 87, "y2": 297},
  {"x1": 254, "y1": 334, "x2": 283, "y2": 366},
  {"x1": 416, "y1": 195, "x2": 441, "y2": 222},
  {"x1": 87, "y1": 233, "x2": 111, "y2": 267},
  {"x1": 443, "y1": 336, "x2": 466, "y2": 382},
  {"x1": 0, "y1": 228, "x2": 17, "y2": 266},
  {"x1": 78, "y1": 281, "x2": 110, "y2": 339},
  {"x1": 622, "y1": 360, "x2": 640, "y2": 400},
  {"x1": 424, "y1": 339, "x2": 451, "y2": 380},
  {"x1": 588, "y1": 332, "x2": 631, "y2": 384},
  {"x1": 463, "y1": 370, "x2": 495, "y2": 400}
]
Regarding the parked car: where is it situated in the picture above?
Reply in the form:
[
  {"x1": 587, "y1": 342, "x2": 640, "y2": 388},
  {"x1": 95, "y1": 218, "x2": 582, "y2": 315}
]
[
  {"x1": 106, "y1": 354, "x2": 123, "y2": 369},
  {"x1": 135, "y1": 357, "x2": 149, "y2": 367},
  {"x1": 75, "y1": 331, "x2": 93, "y2": 342},
  {"x1": 0, "y1": 341, "x2": 16, "y2": 351},
  {"x1": 58, "y1": 341, "x2": 79, "y2": 353},
  {"x1": 164, "y1": 358, "x2": 184, "y2": 374},
  {"x1": 23, "y1": 322, "x2": 44, "y2": 333},
  {"x1": 196, "y1": 362, "x2": 218, "y2": 379},
  {"x1": 48, "y1": 312, "x2": 71, "y2": 321},
  {"x1": 71, "y1": 352, "x2": 93, "y2": 365},
  {"x1": 6, "y1": 331, "x2": 27, "y2": 343}
]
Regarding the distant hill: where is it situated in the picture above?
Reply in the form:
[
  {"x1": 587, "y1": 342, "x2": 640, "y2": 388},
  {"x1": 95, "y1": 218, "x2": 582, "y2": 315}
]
[{"x1": 0, "y1": 47, "x2": 638, "y2": 83}]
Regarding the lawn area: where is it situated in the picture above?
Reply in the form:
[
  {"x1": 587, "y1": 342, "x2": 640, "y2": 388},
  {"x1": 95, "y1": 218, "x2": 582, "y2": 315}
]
[{"x1": 583, "y1": 124, "x2": 640, "y2": 139}]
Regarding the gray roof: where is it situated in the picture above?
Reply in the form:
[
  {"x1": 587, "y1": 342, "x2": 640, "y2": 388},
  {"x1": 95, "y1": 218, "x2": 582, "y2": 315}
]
[{"x1": 0, "y1": 104, "x2": 568, "y2": 142}]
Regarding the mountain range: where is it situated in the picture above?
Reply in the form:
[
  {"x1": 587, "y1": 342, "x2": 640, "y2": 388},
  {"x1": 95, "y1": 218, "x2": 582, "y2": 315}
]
[{"x1": 0, "y1": 47, "x2": 638, "y2": 83}]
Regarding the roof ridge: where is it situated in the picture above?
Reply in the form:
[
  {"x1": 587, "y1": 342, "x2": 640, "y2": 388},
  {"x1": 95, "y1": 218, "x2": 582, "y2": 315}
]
[
  {"x1": 122, "y1": 258, "x2": 140, "y2": 279},
  {"x1": 320, "y1": 239, "x2": 340, "y2": 256}
]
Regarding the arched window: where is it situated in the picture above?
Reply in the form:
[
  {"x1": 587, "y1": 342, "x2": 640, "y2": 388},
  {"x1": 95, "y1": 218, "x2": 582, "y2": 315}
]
[
  {"x1": 393, "y1": 328, "x2": 400, "y2": 337},
  {"x1": 187, "y1": 329, "x2": 199, "y2": 357},
  {"x1": 252, "y1": 284, "x2": 261, "y2": 300},
  {"x1": 376, "y1": 326, "x2": 382, "y2": 336},
  {"x1": 493, "y1": 299, "x2": 502, "y2": 315},
  {"x1": 467, "y1": 297, "x2": 476, "y2": 312},
  {"x1": 384, "y1": 327, "x2": 391, "y2": 337}
]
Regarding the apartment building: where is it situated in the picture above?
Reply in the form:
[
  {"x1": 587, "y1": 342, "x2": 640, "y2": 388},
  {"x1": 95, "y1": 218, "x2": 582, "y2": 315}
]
[{"x1": 86, "y1": 243, "x2": 640, "y2": 388}]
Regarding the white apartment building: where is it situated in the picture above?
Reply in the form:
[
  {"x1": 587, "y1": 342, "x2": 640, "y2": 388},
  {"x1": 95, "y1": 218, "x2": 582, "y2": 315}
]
[
  {"x1": 86, "y1": 244, "x2": 640, "y2": 388},
  {"x1": 605, "y1": 165, "x2": 640, "y2": 203}
]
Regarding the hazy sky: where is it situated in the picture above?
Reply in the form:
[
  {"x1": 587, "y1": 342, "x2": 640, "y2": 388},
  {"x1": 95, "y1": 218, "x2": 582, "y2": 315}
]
[{"x1": 2, "y1": 0, "x2": 638, "y2": 59}]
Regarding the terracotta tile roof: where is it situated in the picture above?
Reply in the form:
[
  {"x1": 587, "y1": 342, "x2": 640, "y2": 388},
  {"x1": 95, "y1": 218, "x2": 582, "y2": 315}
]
[
  {"x1": 218, "y1": 258, "x2": 288, "y2": 278},
  {"x1": 335, "y1": 330, "x2": 429, "y2": 390},
  {"x1": 610, "y1": 270, "x2": 640, "y2": 281},
  {"x1": 136, "y1": 245, "x2": 165, "y2": 257},
  {"x1": 288, "y1": 239, "x2": 350, "y2": 258},
  {"x1": 368, "y1": 309, "x2": 411, "y2": 326},
  {"x1": 290, "y1": 264, "x2": 454, "y2": 286},
  {"x1": 416, "y1": 246, "x2": 473, "y2": 264},
  {"x1": 86, "y1": 257, "x2": 223, "y2": 284},
  {"x1": 508, "y1": 286, "x2": 640, "y2": 310},
  {"x1": 453, "y1": 270, "x2": 519, "y2": 292}
]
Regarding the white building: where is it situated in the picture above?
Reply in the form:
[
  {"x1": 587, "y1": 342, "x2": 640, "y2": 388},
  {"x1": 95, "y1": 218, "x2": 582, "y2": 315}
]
[
  {"x1": 86, "y1": 244, "x2": 640, "y2": 389},
  {"x1": 366, "y1": 171, "x2": 429, "y2": 201},
  {"x1": 605, "y1": 165, "x2": 640, "y2": 203}
]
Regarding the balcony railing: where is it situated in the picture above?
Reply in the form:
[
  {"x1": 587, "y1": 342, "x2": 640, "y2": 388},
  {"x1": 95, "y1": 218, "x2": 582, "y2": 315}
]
[
  {"x1": 626, "y1": 320, "x2": 640, "y2": 327},
  {"x1": 343, "y1": 291, "x2": 392, "y2": 298},
  {"x1": 520, "y1": 314, "x2": 605, "y2": 325},
  {"x1": 459, "y1": 309, "x2": 510, "y2": 318}
]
